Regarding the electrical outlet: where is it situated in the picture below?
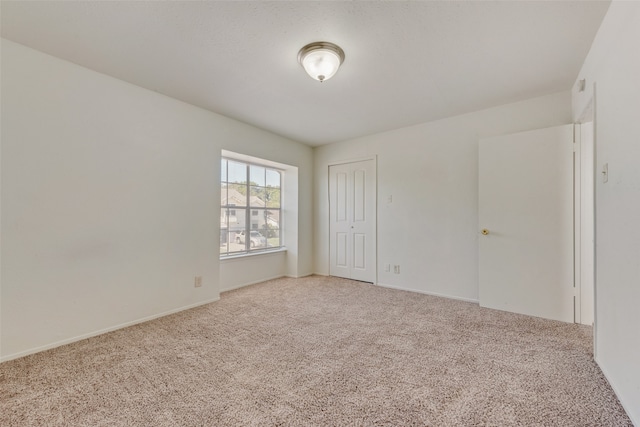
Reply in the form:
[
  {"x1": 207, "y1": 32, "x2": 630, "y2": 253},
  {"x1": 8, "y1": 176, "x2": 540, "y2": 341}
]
[
  {"x1": 394, "y1": 265, "x2": 400, "y2": 274},
  {"x1": 385, "y1": 264, "x2": 390, "y2": 272},
  {"x1": 194, "y1": 276, "x2": 202, "y2": 288}
]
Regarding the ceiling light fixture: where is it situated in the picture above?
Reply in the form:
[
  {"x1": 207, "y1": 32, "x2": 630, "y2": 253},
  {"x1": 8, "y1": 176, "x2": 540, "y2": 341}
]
[{"x1": 297, "y1": 41, "x2": 345, "y2": 83}]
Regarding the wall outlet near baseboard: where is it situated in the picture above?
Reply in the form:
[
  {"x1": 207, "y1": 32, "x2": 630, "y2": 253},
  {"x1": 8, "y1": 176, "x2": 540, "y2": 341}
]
[
  {"x1": 394, "y1": 265, "x2": 400, "y2": 274},
  {"x1": 194, "y1": 276, "x2": 203, "y2": 287}
]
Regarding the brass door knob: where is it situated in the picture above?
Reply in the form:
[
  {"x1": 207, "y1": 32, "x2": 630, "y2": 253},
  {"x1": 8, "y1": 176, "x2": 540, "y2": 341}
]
[{"x1": 481, "y1": 229, "x2": 490, "y2": 235}]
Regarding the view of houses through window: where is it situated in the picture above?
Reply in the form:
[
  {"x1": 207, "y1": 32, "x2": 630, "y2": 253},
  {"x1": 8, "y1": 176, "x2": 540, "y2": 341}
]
[{"x1": 220, "y1": 158, "x2": 282, "y2": 256}]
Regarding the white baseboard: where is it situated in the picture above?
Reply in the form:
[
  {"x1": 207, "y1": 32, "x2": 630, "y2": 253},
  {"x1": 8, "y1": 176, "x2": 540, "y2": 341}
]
[
  {"x1": 220, "y1": 274, "x2": 286, "y2": 293},
  {"x1": 0, "y1": 297, "x2": 220, "y2": 363},
  {"x1": 309, "y1": 274, "x2": 478, "y2": 303},
  {"x1": 220, "y1": 273, "x2": 323, "y2": 292},
  {"x1": 285, "y1": 272, "x2": 315, "y2": 279},
  {"x1": 596, "y1": 356, "x2": 639, "y2": 426},
  {"x1": 375, "y1": 282, "x2": 479, "y2": 304}
]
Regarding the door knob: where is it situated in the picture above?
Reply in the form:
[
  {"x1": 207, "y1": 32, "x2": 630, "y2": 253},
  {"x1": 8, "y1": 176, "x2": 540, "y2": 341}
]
[{"x1": 481, "y1": 229, "x2": 490, "y2": 235}]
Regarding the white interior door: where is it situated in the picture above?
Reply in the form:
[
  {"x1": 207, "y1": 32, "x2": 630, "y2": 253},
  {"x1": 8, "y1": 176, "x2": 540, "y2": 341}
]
[
  {"x1": 479, "y1": 125, "x2": 574, "y2": 323},
  {"x1": 329, "y1": 160, "x2": 376, "y2": 283}
]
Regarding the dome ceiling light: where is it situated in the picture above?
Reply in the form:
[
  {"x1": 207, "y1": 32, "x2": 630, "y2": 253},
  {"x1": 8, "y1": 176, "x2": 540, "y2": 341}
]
[{"x1": 297, "y1": 41, "x2": 345, "y2": 83}]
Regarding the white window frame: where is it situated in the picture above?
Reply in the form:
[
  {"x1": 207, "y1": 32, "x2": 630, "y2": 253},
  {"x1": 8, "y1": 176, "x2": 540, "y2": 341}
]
[{"x1": 220, "y1": 157, "x2": 283, "y2": 258}]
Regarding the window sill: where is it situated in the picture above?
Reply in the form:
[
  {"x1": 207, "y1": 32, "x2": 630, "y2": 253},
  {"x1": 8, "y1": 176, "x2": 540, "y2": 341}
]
[{"x1": 220, "y1": 247, "x2": 287, "y2": 262}]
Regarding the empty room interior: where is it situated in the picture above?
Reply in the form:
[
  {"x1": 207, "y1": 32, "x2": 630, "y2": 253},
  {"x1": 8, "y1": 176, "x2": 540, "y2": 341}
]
[{"x1": 1, "y1": 1, "x2": 639, "y2": 425}]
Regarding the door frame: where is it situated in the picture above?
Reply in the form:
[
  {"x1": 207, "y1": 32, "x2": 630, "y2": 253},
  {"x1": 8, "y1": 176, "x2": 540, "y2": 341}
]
[
  {"x1": 328, "y1": 156, "x2": 378, "y2": 284},
  {"x1": 575, "y1": 87, "x2": 597, "y2": 354},
  {"x1": 573, "y1": 120, "x2": 595, "y2": 326}
]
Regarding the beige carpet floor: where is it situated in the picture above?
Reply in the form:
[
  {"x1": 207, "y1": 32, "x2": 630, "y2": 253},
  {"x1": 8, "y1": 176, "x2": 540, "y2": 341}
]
[{"x1": 0, "y1": 275, "x2": 633, "y2": 426}]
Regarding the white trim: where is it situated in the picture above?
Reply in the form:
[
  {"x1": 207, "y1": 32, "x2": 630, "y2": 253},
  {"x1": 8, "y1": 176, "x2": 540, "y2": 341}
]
[
  {"x1": 220, "y1": 247, "x2": 287, "y2": 262},
  {"x1": 596, "y1": 357, "x2": 639, "y2": 427},
  {"x1": 220, "y1": 272, "x2": 315, "y2": 293},
  {"x1": 311, "y1": 274, "x2": 478, "y2": 304},
  {"x1": 574, "y1": 123, "x2": 582, "y2": 324},
  {"x1": 376, "y1": 282, "x2": 479, "y2": 304},
  {"x1": 285, "y1": 272, "x2": 314, "y2": 279},
  {"x1": 576, "y1": 97, "x2": 594, "y2": 125},
  {"x1": 0, "y1": 297, "x2": 220, "y2": 363},
  {"x1": 327, "y1": 155, "x2": 378, "y2": 167},
  {"x1": 221, "y1": 149, "x2": 293, "y2": 170},
  {"x1": 592, "y1": 84, "x2": 598, "y2": 357},
  {"x1": 220, "y1": 274, "x2": 286, "y2": 293}
]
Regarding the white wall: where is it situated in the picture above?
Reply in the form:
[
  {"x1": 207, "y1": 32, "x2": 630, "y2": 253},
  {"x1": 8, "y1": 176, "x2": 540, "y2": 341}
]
[
  {"x1": 220, "y1": 251, "x2": 286, "y2": 293},
  {"x1": 572, "y1": 2, "x2": 640, "y2": 423},
  {"x1": 314, "y1": 92, "x2": 572, "y2": 302},
  {"x1": 0, "y1": 39, "x2": 313, "y2": 360}
]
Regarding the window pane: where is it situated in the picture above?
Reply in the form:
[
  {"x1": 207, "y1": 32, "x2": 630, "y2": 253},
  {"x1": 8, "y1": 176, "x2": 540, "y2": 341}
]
[
  {"x1": 266, "y1": 230, "x2": 280, "y2": 248},
  {"x1": 227, "y1": 160, "x2": 246, "y2": 184},
  {"x1": 266, "y1": 188, "x2": 280, "y2": 208},
  {"x1": 226, "y1": 183, "x2": 247, "y2": 207},
  {"x1": 220, "y1": 183, "x2": 227, "y2": 206},
  {"x1": 220, "y1": 230, "x2": 229, "y2": 255},
  {"x1": 261, "y1": 210, "x2": 280, "y2": 247},
  {"x1": 264, "y1": 209, "x2": 280, "y2": 228},
  {"x1": 252, "y1": 209, "x2": 267, "y2": 230},
  {"x1": 250, "y1": 165, "x2": 266, "y2": 187},
  {"x1": 266, "y1": 169, "x2": 280, "y2": 188},
  {"x1": 221, "y1": 159, "x2": 227, "y2": 182},
  {"x1": 220, "y1": 207, "x2": 228, "y2": 228},
  {"x1": 220, "y1": 208, "x2": 229, "y2": 256},
  {"x1": 250, "y1": 186, "x2": 265, "y2": 207},
  {"x1": 228, "y1": 208, "x2": 247, "y2": 252},
  {"x1": 230, "y1": 235, "x2": 246, "y2": 252},
  {"x1": 227, "y1": 207, "x2": 245, "y2": 233}
]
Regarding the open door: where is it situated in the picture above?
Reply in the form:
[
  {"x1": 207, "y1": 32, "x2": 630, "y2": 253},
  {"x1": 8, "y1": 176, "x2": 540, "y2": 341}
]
[{"x1": 479, "y1": 125, "x2": 574, "y2": 323}]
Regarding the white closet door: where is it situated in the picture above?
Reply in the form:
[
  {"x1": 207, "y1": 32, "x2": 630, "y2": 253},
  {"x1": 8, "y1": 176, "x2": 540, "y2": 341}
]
[{"x1": 329, "y1": 160, "x2": 376, "y2": 283}]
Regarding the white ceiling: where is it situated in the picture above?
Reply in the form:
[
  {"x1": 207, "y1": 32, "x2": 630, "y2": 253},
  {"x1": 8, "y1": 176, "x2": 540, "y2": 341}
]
[{"x1": 1, "y1": 1, "x2": 610, "y2": 146}]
